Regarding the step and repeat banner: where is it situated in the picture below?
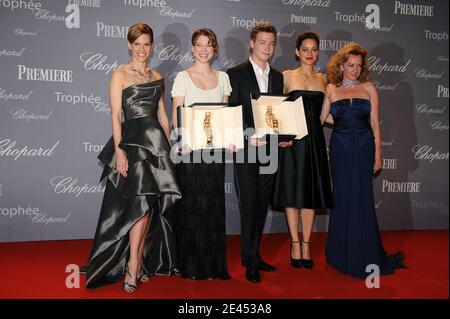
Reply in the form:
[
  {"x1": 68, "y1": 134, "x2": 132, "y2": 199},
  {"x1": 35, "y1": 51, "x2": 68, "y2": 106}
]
[{"x1": 0, "y1": 0, "x2": 448, "y2": 242}]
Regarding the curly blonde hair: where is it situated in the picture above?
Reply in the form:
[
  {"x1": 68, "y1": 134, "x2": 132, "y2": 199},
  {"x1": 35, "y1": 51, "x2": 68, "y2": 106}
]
[{"x1": 327, "y1": 43, "x2": 370, "y2": 86}]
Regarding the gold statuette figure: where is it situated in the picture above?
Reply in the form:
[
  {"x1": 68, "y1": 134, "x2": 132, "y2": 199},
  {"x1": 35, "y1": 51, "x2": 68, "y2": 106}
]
[
  {"x1": 203, "y1": 111, "x2": 213, "y2": 147},
  {"x1": 265, "y1": 105, "x2": 279, "y2": 133}
]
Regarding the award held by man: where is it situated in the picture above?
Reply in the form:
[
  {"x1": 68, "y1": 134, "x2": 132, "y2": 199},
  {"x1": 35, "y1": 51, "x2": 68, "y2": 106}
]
[
  {"x1": 251, "y1": 94, "x2": 308, "y2": 142},
  {"x1": 177, "y1": 103, "x2": 244, "y2": 150}
]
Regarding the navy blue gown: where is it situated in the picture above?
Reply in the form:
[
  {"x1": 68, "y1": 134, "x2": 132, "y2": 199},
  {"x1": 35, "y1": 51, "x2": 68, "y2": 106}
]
[{"x1": 325, "y1": 98, "x2": 405, "y2": 279}]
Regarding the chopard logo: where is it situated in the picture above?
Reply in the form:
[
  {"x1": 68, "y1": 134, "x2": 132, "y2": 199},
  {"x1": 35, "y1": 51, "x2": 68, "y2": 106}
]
[
  {"x1": 372, "y1": 81, "x2": 398, "y2": 91},
  {"x1": 429, "y1": 121, "x2": 448, "y2": 131},
  {"x1": 0, "y1": 47, "x2": 26, "y2": 57},
  {"x1": 79, "y1": 52, "x2": 120, "y2": 75},
  {"x1": 368, "y1": 56, "x2": 411, "y2": 74},
  {"x1": 412, "y1": 144, "x2": 449, "y2": 163},
  {"x1": 0, "y1": 88, "x2": 33, "y2": 103},
  {"x1": 282, "y1": 0, "x2": 332, "y2": 9},
  {"x1": 415, "y1": 68, "x2": 445, "y2": 80},
  {"x1": 123, "y1": 0, "x2": 195, "y2": 19},
  {"x1": 154, "y1": 44, "x2": 194, "y2": 65},
  {"x1": 0, "y1": 139, "x2": 60, "y2": 160},
  {"x1": 0, "y1": 205, "x2": 71, "y2": 224},
  {"x1": 10, "y1": 108, "x2": 53, "y2": 121},
  {"x1": 50, "y1": 176, "x2": 105, "y2": 197},
  {"x1": 415, "y1": 103, "x2": 447, "y2": 115},
  {"x1": 13, "y1": 27, "x2": 38, "y2": 36}
]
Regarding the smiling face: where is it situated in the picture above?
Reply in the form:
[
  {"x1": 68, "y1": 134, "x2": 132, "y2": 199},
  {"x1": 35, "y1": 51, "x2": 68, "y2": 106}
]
[
  {"x1": 192, "y1": 34, "x2": 215, "y2": 64},
  {"x1": 250, "y1": 31, "x2": 276, "y2": 65},
  {"x1": 127, "y1": 34, "x2": 152, "y2": 63},
  {"x1": 341, "y1": 54, "x2": 363, "y2": 81},
  {"x1": 296, "y1": 38, "x2": 319, "y2": 66}
]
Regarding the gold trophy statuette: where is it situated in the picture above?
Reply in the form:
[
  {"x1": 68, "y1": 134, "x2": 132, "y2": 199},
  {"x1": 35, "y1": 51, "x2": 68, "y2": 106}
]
[
  {"x1": 203, "y1": 111, "x2": 213, "y2": 148},
  {"x1": 265, "y1": 105, "x2": 279, "y2": 133}
]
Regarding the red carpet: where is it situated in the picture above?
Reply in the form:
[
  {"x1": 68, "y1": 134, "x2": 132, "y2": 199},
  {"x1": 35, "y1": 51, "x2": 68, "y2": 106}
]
[{"x1": 0, "y1": 230, "x2": 447, "y2": 299}]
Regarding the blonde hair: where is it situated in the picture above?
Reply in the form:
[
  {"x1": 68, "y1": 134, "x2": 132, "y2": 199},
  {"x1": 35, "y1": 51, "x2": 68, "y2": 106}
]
[{"x1": 327, "y1": 43, "x2": 370, "y2": 86}]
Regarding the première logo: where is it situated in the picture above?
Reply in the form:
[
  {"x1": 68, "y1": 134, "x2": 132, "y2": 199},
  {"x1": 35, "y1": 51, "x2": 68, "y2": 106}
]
[{"x1": 17, "y1": 65, "x2": 73, "y2": 82}]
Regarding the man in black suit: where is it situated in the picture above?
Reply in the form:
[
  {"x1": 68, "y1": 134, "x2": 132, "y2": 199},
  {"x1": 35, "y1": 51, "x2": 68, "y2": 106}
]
[{"x1": 227, "y1": 23, "x2": 285, "y2": 283}]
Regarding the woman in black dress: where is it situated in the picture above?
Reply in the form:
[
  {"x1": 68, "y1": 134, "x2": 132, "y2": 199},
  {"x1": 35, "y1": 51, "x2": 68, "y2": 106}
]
[
  {"x1": 85, "y1": 23, "x2": 181, "y2": 292},
  {"x1": 273, "y1": 32, "x2": 333, "y2": 269}
]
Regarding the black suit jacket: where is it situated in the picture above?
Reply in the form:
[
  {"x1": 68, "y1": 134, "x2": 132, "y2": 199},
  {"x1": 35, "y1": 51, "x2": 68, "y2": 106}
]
[{"x1": 227, "y1": 59, "x2": 284, "y2": 131}]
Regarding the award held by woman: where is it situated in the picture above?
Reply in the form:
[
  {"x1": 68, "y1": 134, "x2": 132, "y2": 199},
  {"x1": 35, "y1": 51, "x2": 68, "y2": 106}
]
[
  {"x1": 203, "y1": 111, "x2": 214, "y2": 148},
  {"x1": 177, "y1": 103, "x2": 244, "y2": 150},
  {"x1": 251, "y1": 94, "x2": 308, "y2": 142}
]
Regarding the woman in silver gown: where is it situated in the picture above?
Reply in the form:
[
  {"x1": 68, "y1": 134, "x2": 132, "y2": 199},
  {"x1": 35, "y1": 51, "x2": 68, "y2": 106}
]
[{"x1": 84, "y1": 23, "x2": 181, "y2": 292}]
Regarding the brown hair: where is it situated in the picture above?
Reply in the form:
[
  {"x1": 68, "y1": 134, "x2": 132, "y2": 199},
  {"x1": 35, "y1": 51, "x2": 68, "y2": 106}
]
[
  {"x1": 191, "y1": 28, "x2": 219, "y2": 56},
  {"x1": 250, "y1": 23, "x2": 277, "y2": 42},
  {"x1": 295, "y1": 31, "x2": 320, "y2": 61},
  {"x1": 127, "y1": 23, "x2": 154, "y2": 44},
  {"x1": 327, "y1": 43, "x2": 370, "y2": 86}
]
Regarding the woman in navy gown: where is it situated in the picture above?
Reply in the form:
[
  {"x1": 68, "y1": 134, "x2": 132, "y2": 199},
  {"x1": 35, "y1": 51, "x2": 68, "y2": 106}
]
[{"x1": 321, "y1": 43, "x2": 406, "y2": 279}]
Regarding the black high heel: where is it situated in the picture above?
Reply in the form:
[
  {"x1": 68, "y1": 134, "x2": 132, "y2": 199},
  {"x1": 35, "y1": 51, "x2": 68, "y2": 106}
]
[
  {"x1": 290, "y1": 240, "x2": 302, "y2": 268},
  {"x1": 138, "y1": 271, "x2": 150, "y2": 283},
  {"x1": 301, "y1": 240, "x2": 314, "y2": 269},
  {"x1": 123, "y1": 265, "x2": 138, "y2": 293}
]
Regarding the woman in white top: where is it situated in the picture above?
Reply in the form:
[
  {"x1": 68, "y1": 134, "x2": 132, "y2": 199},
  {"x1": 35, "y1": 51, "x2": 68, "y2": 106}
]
[{"x1": 171, "y1": 28, "x2": 232, "y2": 280}]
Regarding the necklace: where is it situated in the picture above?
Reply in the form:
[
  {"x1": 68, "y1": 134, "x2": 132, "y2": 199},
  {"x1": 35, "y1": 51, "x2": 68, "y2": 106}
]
[
  {"x1": 129, "y1": 63, "x2": 152, "y2": 83},
  {"x1": 341, "y1": 78, "x2": 360, "y2": 88}
]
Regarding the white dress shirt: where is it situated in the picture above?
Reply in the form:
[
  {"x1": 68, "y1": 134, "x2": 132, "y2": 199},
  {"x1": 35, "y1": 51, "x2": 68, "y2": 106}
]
[{"x1": 249, "y1": 56, "x2": 270, "y2": 93}]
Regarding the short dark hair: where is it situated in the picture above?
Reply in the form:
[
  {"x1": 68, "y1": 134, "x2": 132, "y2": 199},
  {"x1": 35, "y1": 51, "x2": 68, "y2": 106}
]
[
  {"x1": 250, "y1": 23, "x2": 277, "y2": 42},
  {"x1": 191, "y1": 28, "x2": 219, "y2": 56},
  {"x1": 127, "y1": 23, "x2": 154, "y2": 44},
  {"x1": 295, "y1": 31, "x2": 320, "y2": 61}
]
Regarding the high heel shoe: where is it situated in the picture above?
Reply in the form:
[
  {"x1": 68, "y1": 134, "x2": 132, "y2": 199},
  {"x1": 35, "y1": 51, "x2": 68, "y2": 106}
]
[
  {"x1": 290, "y1": 240, "x2": 302, "y2": 268},
  {"x1": 138, "y1": 271, "x2": 150, "y2": 283},
  {"x1": 301, "y1": 240, "x2": 313, "y2": 269},
  {"x1": 123, "y1": 265, "x2": 138, "y2": 293}
]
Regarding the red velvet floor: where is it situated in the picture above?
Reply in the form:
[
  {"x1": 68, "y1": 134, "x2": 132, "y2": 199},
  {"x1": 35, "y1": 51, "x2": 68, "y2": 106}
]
[{"x1": 0, "y1": 230, "x2": 447, "y2": 299}]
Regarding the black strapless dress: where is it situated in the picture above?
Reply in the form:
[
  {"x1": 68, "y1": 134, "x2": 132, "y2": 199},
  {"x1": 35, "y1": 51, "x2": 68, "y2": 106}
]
[
  {"x1": 85, "y1": 79, "x2": 181, "y2": 289},
  {"x1": 273, "y1": 90, "x2": 333, "y2": 209}
]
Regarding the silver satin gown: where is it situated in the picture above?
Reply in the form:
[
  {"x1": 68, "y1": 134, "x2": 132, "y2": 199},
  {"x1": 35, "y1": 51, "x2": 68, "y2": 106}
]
[{"x1": 85, "y1": 79, "x2": 181, "y2": 289}]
